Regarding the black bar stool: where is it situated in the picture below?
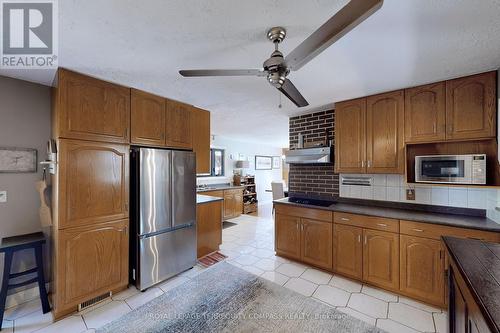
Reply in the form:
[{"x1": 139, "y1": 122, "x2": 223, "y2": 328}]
[{"x1": 0, "y1": 232, "x2": 50, "y2": 330}]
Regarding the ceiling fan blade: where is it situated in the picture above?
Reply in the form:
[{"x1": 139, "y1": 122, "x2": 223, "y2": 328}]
[
  {"x1": 179, "y1": 69, "x2": 266, "y2": 77},
  {"x1": 278, "y1": 79, "x2": 309, "y2": 107},
  {"x1": 285, "y1": 0, "x2": 383, "y2": 70}
]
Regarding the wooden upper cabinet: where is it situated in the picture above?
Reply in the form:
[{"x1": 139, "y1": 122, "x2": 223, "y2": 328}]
[
  {"x1": 446, "y1": 71, "x2": 496, "y2": 140},
  {"x1": 191, "y1": 107, "x2": 211, "y2": 174},
  {"x1": 363, "y1": 229, "x2": 399, "y2": 291},
  {"x1": 165, "y1": 99, "x2": 192, "y2": 149},
  {"x1": 366, "y1": 90, "x2": 404, "y2": 174},
  {"x1": 405, "y1": 82, "x2": 446, "y2": 143},
  {"x1": 334, "y1": 98, "x2": 366, "y2": 173},
  {"x1": 55, "y1": 69, "x2": 130, "y2": 143},
  {"x1": 301, "y1": 219, "x2": 333, "y2": 270},
  {"x1": 275, "y1": 214, "x2": 301, "y2": 260},
  {"x1": 333, "y1": 224, "x2": 363, "y2": 279},
  {"x1": 57, "y1": 219, "x2": 128, "y2": 308},
  {"x1": 130, "y1": 89, "x2": 166, "y2": 146},
  {"x1": 57, "y1": 139, "x2": 129, "y2": 229},
  {"x1": 400, "y1": 235, "x2": 445, "y2": 306}
]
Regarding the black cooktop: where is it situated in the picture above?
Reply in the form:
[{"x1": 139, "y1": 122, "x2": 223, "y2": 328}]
[{"x1": 288, "y1": 197, "x2": 336, "y2": 207}]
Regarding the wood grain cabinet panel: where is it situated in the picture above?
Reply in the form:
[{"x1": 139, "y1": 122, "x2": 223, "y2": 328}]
[
  {"x1": 57, "y1": 219, "x2": 128, "y2": 310},
  {"x1": 131, "y1": 89, "x2": 166, "y2": 146},
  {"x1": 57, "y1": 139, "x2": 129, "y2": 229},
  {"x1": 55, "y1": 69, "x2": 130, "y2": 143},
  {"x1": 333, "y1": 224, "x2": 363, "y2": 279},
  {"x1": 275, "y1": 214, "x2": 301, "y2": 260},
  {"x1": 301, "y1": 219, "x2": 333, "y2": 270},
  {"x1": 197, "y1": 200, "x2": 223, "y2": 258},
  {"x1": 366, "y1": 90, "x2": 405, "y2": 174},
  {"x1": 446, "y1": 71, "x2": 496, "y2": 140},
  {"x1": 405, "y1": 82, "x2": 446, "y2": 143},
  {"x1": 334, "y1": 98, "x2": 366, "y2": 173},
  {"x1": 165, "y1": 99, "x2": 192, "y2": 149},
  {"x1": 223, "y1": 189, "x2": 243, "y2": 220},
  {"x1": 363, "y1": 229, "x2": 399, "y2": 291},
  {"x1": 191, "y1": 107, "x2": 211, "y2": 174},
  {"x1": 400, "y1": 235, "x2": 445, "y2": 306}
]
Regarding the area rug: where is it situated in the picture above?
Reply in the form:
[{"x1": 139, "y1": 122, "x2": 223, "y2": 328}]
[
  {"x1": 97, "y1": 263, "x2": 384, "y2": 333},
  {"x1": 198, "y1": 251, "x2": 228, "y2": 267}
]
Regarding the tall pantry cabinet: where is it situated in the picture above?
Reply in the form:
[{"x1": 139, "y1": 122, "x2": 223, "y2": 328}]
[{"x1": 51, "y1": 69, "x2": 130, "y2": 318}]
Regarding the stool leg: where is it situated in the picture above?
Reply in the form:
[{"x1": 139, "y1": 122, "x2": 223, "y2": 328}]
[
  {"x1": 0, "y1": 251, "x2": 13, "y2": 330},
  {"x1": 34, "y1": 245, "x2": 50, "y2": 314}
]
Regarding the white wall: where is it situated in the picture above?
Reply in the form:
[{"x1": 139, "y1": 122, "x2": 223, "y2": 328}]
[{"x1": 197, "y1": 136, "x2": 283, "y2": 204}]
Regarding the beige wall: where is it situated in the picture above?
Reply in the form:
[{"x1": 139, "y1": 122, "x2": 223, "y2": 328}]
[{"x1": 0, "y1": 76, "x2": 51, "y2": 295}]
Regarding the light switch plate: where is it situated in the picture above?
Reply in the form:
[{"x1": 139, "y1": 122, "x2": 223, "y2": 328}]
[
  {"x1": 406, "y1": 188, "x2": 415, "y2": 201},
  {"x1": 0, "y1": 191, "x2": 6, "y2": 203}
]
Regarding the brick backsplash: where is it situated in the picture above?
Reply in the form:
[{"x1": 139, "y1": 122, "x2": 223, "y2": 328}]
[{"x1": 288, "y1": 110, "x2": 339, "y2": 198}]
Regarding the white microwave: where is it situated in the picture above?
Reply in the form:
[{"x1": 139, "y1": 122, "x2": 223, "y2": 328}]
[{"x1": 415, "y1": 154, "x2": 486, "y2": 185}]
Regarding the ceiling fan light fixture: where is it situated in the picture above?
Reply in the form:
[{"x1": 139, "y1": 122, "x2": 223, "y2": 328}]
[{"x1": 267, "y1": 71, "x2": 286, "y2": 88}]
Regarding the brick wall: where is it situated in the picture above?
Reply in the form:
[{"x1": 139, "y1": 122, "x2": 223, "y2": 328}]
[{"x1": 288, "y1": 110, "x2": 339, "y2": 198}]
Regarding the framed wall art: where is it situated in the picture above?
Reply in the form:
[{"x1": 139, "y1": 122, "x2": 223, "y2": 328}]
[
  {"x1": 272, "y1": 156, "x2": 281, "y2": 169},
  {"x1": 255, "y1": 155, "x2": 272, "y2": 170},
  {"x1": 0, "y1": 147, "x2": 37, "y2": 173}
]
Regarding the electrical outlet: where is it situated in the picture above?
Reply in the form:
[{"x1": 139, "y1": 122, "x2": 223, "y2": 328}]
[
  {"x1": 0, "y1": 191, "x2": 7, "y2": 203},
  {"x1": 406, "y1": 188, "x2": 415, "y2": 201}
]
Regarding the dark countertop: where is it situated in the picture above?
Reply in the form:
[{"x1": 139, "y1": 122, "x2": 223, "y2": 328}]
[
  {"x1": 444, "y1": 237, "x2": 500, "y2": 333},
  {"x1": 196, "y1": 184, "x2": 245, "y2": 193},
  {"x1": 196, "y1": 194, "x2": 223, "y2": 205},
  {"x1": 273, "y1": 198, "x2": 500, "y2": 232}
]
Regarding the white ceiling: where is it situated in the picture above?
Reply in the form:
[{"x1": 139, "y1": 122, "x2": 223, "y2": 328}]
[{"x1": 2, "y1": 0, "x2": 500, "y2": 147}]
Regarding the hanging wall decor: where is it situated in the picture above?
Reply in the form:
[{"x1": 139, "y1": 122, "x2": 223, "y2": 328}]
[
  {"x1": 0, "y1": 147, "x2": 37, "y2": 173},
  {"x1": 255, "y1": 155, "x2": 272, "y2": 170}
]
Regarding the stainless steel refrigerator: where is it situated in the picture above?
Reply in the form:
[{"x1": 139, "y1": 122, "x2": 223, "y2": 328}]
[{"x1": 130, "y1": 147, "x2": 196, "y2": 291}]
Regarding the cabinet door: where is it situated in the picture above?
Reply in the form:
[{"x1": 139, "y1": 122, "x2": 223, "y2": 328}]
[
  {"x1": 334, "y1": 98, "x2": 366, "y2": 173},
  {"x1": 366, "y1": 90, "x2": 404, "y2": 174},
  {"x1": 58, "y1": 139, "x2": 129, "y2": 229},
  {"x1": 57, "y1": 69, "x2": 130, "y2": 143},
  {"x1": 131, "y1": 89, "x2": 166, "y2": 146},
  {"x1": 223, "y1": 191, "x2": 235, "y2": 220},
  {"x1": 191, "y1": 107, "x2": 211, "y2": 174},
  {"x1": 275, "y1": 214, "x2": 301, "y2": 260},
  {"x1": 233, "y1": 191, "x2": 243, "y2": 217},
  {"x1": 400, "y1": 235, "x2": 445, "y2": 306},
  {"x1": 405, "y1": 82, "x2": 446, "y2": 143},
  {"x1": 363, "y1": 229, "x2": 399, "y2": 291},
  {"x1": 165, "y1": 99, "x2": 192, "y2": 149},
  {"x1": 300, "y1": 219, "x2": 333, "y2": 270},
  {"x1": 333, "y1": 224, "x2": 363, "y2": 280},
  {"x1": 57, "y1": 219, "x2": 128, "y2": 308},
  {"x1": 446, "y1": 72, "x2": 496, "y2": 140}
]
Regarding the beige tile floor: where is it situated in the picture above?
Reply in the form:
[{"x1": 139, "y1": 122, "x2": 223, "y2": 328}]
[{"x1": 1, "y1": 203, "x2": 447, "y2": 333}]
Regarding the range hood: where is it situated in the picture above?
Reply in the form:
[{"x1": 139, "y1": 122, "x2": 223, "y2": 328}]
[{"x1": 285, "y1": 147, "x2": 332, "y2": 164}]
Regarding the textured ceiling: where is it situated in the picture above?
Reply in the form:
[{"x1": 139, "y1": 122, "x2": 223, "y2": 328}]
[{"x1": 2, "y1": 0, "x2": 500, "y2": 147}]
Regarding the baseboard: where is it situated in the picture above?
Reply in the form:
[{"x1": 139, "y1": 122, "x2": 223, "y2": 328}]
[{"x1": 5, "y1": 283, "x2": 50, "y2": 309}]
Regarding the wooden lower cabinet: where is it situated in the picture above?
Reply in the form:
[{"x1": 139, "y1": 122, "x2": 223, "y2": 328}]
[
  {"x1": 301, "y1": 219, "x2": 332, "y2": 270},
  {"x1": 197, "y1": 200, "x2": 223, "y2": 258},
  {"x1": 362, "y1": 229, "x2": 400, "y2": 291},
  {"x1": 223, "y1": 189, "x2": 243, "y2": 220},
  {"x1": 400, "y1": 235, "x2": 445, "y2": 306},
  {"x1": 54, "y1": 219, "x2": 128, "y2": 318},
  {"x1": 275, "y1": 214, "x2": 301, "y2": 260},
  {"x1": 333, "y1": 224, "x2": 363, "y2": 280}
]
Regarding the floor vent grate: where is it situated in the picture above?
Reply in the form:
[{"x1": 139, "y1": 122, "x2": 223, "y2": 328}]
[{"x1": 78, "y1": 291, "x2": 112, "y2": 312}]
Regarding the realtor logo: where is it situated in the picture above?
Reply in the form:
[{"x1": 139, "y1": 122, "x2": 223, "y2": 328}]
[{"x1": 1, "y1": 0, "x2": 58, "y2": 68}]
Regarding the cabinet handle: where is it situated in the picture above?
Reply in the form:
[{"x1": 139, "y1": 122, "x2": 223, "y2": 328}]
[
  {"x1": 125, "y1": 202, "x2": 129, "y2": 211},
  {"x1": 125, "y1": 128, "x2": 129, "y2": 138},
  {"x1": 301, "y1": 224, "x2": 304, "y2": 231},
  {"x1": 433, "y1": 123, "x2": 436, "y2": 133},
  {"x1": 358, "y1": 235, "x2": 361, "y2": 243},
  {"x1": 341, "y1": 217, "x2": 350, "y2": 221},
  {"x1": 412, "y1": 228, "x2": 424, "y2": 232},
  {"x1": 361, "y1": 160, "x2": 365, "y2": 168},
  {"x1": 364, "y1": 236, "x2": 367, "y2": 245},
  {"x1": 367, "y1": 160, "x2": 371, "y2": 168},
  {"x1": 296, "y1": 223, "x2": 299, "y2": 230},
  {"x1": 376, "y1": 223, "x2": 387, "y2": 227}
]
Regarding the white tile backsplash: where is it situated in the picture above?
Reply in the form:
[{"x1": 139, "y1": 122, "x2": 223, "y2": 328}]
[{"x1": 339, "y1": 173, "x2": 500, "y2": 224}]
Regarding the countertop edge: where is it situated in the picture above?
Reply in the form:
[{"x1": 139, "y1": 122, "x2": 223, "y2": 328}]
[
  {"x1": 196, "y1": 194, "x2": 224, "y2": 205},
  {"x1": 273, "y1": 199, "x2": 500, "y2": 233}
]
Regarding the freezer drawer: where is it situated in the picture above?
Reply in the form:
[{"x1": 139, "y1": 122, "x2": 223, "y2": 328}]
[{"x1": 136, "y1": 226, "x2": 196, "y2": 290}]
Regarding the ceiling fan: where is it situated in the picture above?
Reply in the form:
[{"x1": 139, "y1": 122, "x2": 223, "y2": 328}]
[{"x1": 179, "y1": 0, "x2": 383, "y2": 108}]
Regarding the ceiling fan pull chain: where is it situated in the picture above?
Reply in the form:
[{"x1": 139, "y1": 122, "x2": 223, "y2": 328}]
[{"x1": 278, "y1": 91, "x2": 282, "y2": 109}]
